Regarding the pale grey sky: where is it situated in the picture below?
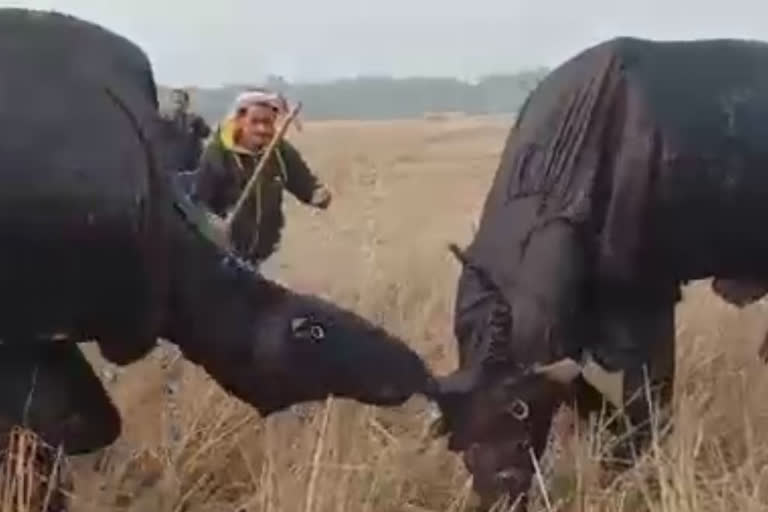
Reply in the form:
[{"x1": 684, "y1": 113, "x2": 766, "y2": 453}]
[{"x1": 4, "y1": 1, "x2": 768, "y2": 87}]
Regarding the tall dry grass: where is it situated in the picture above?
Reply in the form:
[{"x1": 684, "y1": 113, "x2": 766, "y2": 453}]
[
  {"x1": 1, "y1": 427, "x2": 69, "y2": 512},
  {"x1": 5, "y1": 116, "x2": 768, "y2": 511}
]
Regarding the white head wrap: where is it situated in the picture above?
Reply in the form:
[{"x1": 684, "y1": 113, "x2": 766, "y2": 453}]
[{"x1": 227, "y1": 88, "x2": 301, "y2": 130}]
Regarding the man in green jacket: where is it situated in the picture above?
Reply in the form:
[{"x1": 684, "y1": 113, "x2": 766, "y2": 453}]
[{"x1": 193, "y1": 89, "x2": 331, "y2": 266}]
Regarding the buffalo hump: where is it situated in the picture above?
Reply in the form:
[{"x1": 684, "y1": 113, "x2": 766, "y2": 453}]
[{"x1": 0, "y1": 8, "x2": 166, "y2": 344}]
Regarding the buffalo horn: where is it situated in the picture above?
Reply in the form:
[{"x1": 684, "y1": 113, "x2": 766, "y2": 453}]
[
  {"x1": 533, "y1": 354, "x2": 624, "y2": 409},
  {"x1": 580, "y1": 353, "x2": 624, "y2": 409},
  {"x1": 532, "y1": 358, "x2": 582, "y2": 383}
]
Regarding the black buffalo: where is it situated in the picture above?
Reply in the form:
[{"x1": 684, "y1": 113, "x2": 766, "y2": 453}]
[
  {"x1": 430, "y1": 36, "x2": 768, "y2": 510},
  {"x1": 0, "y1": 7, "x2": 434, "y2": 462}
]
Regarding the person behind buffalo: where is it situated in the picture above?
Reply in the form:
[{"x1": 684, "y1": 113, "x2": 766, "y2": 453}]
[
  {"x1": 160, "y1": 88, "x2": 211, "y2": 172},
  {"x1": 192, "y1": 89, "x2": 332, "y2": 266}
]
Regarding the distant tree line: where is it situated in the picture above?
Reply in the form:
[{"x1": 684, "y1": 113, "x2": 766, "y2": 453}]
[{"x1": 158, "y1": 68, "x2": 549, "y2": 124}]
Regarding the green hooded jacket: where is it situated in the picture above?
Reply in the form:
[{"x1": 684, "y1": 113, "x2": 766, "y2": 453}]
[{"x1": 193, "y1": 119, "x2": 325, "y2": 263}]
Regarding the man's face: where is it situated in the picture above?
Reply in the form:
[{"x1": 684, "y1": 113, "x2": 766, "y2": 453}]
[
  {"x1": 172, "y1": 91, "x2": 189, "y2": 112},
  {"x1": 235, "y1": 104, "x2": 277, "y2": 151}
]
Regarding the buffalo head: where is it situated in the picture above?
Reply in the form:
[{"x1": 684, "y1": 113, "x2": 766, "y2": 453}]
[
  {"x1": 427, "y1": 240, "x2": 619, "y2": 507},
  {"x1": 426, "y1": 236, "x2": 625, "y2": 508},
  {"x1": 166, "y1": 199, "x2": 435, "y2": 416},
  {"x1": 427, "y1": 356, "x2": 622, "y2": 509},
  {"x1": 217, "y1": 282, "x2": 437, "y2": 415}
]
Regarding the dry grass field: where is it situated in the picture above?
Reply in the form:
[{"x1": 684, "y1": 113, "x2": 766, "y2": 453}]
[{"x1": 6, "y1": 115, "x2": 768, "y2": 511}]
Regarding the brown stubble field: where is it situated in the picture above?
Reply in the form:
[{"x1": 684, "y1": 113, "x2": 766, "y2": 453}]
[{"x1": 26, "y1": 116, "x2": 768, "y2": 511}]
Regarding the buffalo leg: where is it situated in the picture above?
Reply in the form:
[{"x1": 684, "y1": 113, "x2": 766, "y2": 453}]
[
  {"x1": 0, "y1": 342, "x2": 122, "y2": 511},
  {"x1": 0, "y1": 342, "x2": 122, "y2": 455},
  {"x1": 587, "y1": 285, "x2": 677, "y2": 468}
]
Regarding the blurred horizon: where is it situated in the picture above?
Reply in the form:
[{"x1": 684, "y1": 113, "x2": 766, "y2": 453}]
[{"x1": 4, "y1": 0, "x2": 768, "y2": 88}]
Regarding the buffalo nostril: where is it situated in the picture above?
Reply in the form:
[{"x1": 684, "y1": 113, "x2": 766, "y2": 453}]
[
  {"x1": 496, "y1": 468, "x2": 525, "y2": 484},
  {"x1": 376, "y1": 384, "x2": 408, "y2": 403}
]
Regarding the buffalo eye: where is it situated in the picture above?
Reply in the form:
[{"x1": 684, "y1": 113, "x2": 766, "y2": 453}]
[
  {"x1": 290, "y1": 316, "x2": 325, "y2": 343},
  {"x1": 309, "y1": 324, "x2": 325, "y2": 341},
  {"x1": 506, "y1": 399, "x2": 530, "y2": 420}
]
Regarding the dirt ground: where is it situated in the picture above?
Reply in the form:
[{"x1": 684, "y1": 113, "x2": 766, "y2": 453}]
[{"x1": 43, "y1": 116, "x2": 768, "y2": 511}]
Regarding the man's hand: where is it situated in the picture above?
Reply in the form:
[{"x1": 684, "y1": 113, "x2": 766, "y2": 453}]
[{"x1": 310, "y1": 186, "x2": 332, "y2": 209}]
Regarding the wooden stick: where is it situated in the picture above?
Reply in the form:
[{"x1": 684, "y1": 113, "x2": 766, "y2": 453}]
[{"x1": 224, "y1": 101, "x2": 303, "y2": 232}]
